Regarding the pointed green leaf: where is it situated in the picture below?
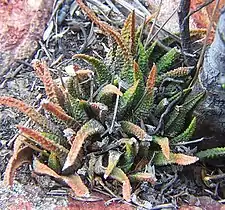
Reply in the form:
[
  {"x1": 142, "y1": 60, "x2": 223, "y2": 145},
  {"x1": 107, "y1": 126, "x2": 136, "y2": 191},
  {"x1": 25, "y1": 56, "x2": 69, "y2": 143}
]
[
  {"x1": 73, "y1": 54, "x2": 111, "y2": 84},
  {"x1": 118, "y1": 80, "x2": 139, "y2": 118},
  {"x1": 138, "y1": 40, "x2": 157, "y2": 76},
  {"x1": 69, "y1": 96, "x2": 88, "y2": 122},
  {"x1": 196, "y1": 148, "x2": 225, "y2": 160},
  {"x1": 171, "y1": 117, "x2": 197, "y2": 143},
  {"x1": 156, "y1": 48, "x2": 180, "y2": 73},
  {"x1": 119, "y1": 60, "x2": 134, "y2": 86},
  {"x1": 165, "y1": 91, "x2": 205, "y2": 137},
  {"x1": 119, "y1": 138, "x2": 139, "y2": 172}
]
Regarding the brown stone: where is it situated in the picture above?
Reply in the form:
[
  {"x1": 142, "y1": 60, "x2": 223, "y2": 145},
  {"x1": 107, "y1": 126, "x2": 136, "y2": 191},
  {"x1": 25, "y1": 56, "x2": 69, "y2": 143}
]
[{"x1": 0, "y1": 0, "x2": 53, "y2": 77}]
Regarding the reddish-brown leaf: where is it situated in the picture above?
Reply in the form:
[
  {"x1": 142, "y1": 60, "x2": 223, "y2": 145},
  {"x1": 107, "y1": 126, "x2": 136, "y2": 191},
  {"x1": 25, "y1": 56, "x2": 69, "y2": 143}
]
[
  {"x1": 41, "y1": 99, "x2": 76, "y2": 125},
  {"x1": 173, "y1": 153, "x2": 199, "y2": 165},
  {"x1": 3, "y1": 146, "x2": 33, "y2": 186},
  {"x1": 154, "y1": 136, "x2": 170, "y2": 160},
  {"x1": 110, "y1": 167, "x2": 131, "y2": 202},
  {"x1": 33, "y1": 158, "x2": 89, "y2": 197},
  {"x1": 32, "y1": 60, "x2": 63, "y2": 105},
  {"x1": 146, "y1": 64, "x2": 157, "y2": 94},
  {"x1": 76, "y1": 0, "x2": 129, "y2": 59},
  {"x1": 0, "y1": 96, "x2": 50, "y2": 131},
  {"x1": 129, "y1": 172, "x2": 157, "y2": 184},
  {"x1": 17, "y1": 126, "x2": 69, "y2": 157},
  {"x1": 63, "y1": 119, "x2": 105, "y2": 171}
]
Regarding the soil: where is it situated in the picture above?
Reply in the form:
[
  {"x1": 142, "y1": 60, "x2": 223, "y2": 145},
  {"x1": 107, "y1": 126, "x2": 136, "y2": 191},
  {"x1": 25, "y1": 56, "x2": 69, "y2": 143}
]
[{"x1": 1, "y1": 1, "x2": 225, "y2": 209}]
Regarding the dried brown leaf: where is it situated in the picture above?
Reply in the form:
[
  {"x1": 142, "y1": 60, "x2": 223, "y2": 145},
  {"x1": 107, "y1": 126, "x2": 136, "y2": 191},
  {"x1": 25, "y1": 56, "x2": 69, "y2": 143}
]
[
  {"x1": 63, "y1": 119, "x2": 105, "y2": 171},
  {"x1": 100, "y1": 84, "x2": 123, "y2": 96},
  {"x1": 104, "y1": 150, "x2": 122, "y2": 179},
  {"x1": 33, "y1": 158, "x2": 89, "y2": 197},
  {"x1": 154, "y1": 136, "x2": 170, "y2": 160},
  {"x1": 13, "y1": 135, "x2": 26, "y2": 158},
  {"x1": 3, "y1": 146, "x2": 32, "y2": 186},
  {"x1": 173, "y1": 153, "x2": 199, "y2": 165},
  {"x1": 110, "y1": 167, "x2": 131, "y2": 202},
  {"x1": 129, "y1": 172, "x2": 157, "y2": 184}
]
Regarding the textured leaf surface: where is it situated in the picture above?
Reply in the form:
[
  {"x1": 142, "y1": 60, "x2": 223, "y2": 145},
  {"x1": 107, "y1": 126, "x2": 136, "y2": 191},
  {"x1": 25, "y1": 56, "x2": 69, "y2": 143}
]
[
  {"x1": 138, "y1": 40, "x2": 157, "y2": 76},
  {"x1": 154, "y1": 152, "x2": 199, "y2": 166},
  {"x1": 119, "y1": 80, "x2": 139, "y2": 117},
  {"x1": 134, "y1": 64, "x2": 157, "y2": 119},
  {"x1": 73, "y1": 54, "x2": 110, "y2": 84},
  {"x1": 33, "y1": 158, "x2": 89, "y2": 197},
  {"x1": 104, "y1": 150, "x2": 122, "y2": 179},
  {"x1": 158, "y1": 67, "x2": 190, "y2": 83},
  {"x1": 121, "y1": 10, "x2": 135, "y2": 55},
  {"x1": 133, "y1": 62, "x2": 145, "y2": 102},
  {"x1": 153, "y1": 136, "x2": 170, "y2": 160},
  {"x1": 120, "y1": 121, "x2": 152, "y2": 141},
  {"x1": 3, "y1": 147, "x2": 32, "y2": 186},
  {"x1": 120, "y1": 138, "x2": 138, "y2": 172},
  {"x1": 48, "y1": 152, "x2": 61, "y2": 174},
  {"x1": 17, "y1": 126, "x2": 69, "y2": 158},
  {"x1": 119, "y1": 60, "x2": 134, "y2": 86},
  {"x1": 196, "y1": 148, "x2": 225, "y2": 160},
  {"x1": 146, "y1": 64, "x2": 157, "y2": 94},
  {"x1": 63, "y1": 119, "x2": 105, "y2": 171},
  {"x1": 0, "y1": 97, "x2": 52, "y2": 131},
  {"x1": 32, "y1": 60, "x2": 61, "y2": 105},
  {"x1": 41, "y1": 99, "x2": 76, "y2": 126},
  {"x1": 156, "y1": 48, "x2": 179, "y2": 73},
  {"x1": 129, "y1": 172, "x2": 157, "y2": 184},
  {"x1": 110, "y1": 167, "x2": 131, "y2": 201},
  {"x1": 69, "y1": 97, "x2": 88, "y2": 122},
  {"x1": 172, "y1": 117, "x2": 196, "y2": 143},
  {"x1": 165, "y1": 91, "x2": 205, "y2": 137},
  {"x1": 76, "y1": 0, "x2": 129, "y2": 59}
]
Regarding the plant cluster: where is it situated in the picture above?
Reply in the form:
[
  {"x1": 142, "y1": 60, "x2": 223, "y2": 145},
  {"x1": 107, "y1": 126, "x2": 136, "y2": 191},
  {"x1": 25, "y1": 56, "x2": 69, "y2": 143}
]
[{"x1": 0, "y1": 0, "x2": 211, "y2": 202}]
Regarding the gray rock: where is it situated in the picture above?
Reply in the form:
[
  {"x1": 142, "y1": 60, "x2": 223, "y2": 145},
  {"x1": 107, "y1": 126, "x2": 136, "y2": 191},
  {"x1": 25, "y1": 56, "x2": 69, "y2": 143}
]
[{"x1": 196, "y1": 7, "x2": 225, "y2": 135}]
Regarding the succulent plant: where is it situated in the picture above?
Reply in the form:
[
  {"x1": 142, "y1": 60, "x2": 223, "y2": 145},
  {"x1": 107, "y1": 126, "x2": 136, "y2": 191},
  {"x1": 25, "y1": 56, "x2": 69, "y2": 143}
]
[{"x1": 0, "y1": 0, "x2": 206, "y2": 202}]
